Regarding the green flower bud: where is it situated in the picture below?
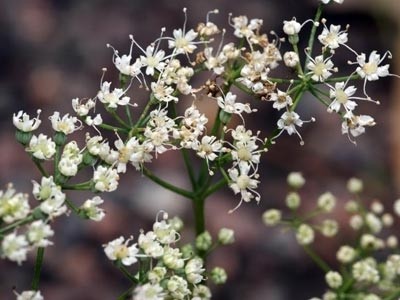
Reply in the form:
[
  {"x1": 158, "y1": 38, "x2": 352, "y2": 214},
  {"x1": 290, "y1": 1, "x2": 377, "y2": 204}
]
[
  {"x1": 195, "y1": 231, "x2": 212, "y2": 251},
  {"x1": 210, "y1": 267, "x2": 227, "y2": 285}
]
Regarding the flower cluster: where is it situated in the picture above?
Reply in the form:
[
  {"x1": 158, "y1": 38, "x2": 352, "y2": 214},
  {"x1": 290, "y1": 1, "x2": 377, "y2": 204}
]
[
  {"x1": 264, "y1": 173, "x2": 400, "y2": 300},
  {"x1": 103, "y1": 211, "x2": 232, "y2": 299}
]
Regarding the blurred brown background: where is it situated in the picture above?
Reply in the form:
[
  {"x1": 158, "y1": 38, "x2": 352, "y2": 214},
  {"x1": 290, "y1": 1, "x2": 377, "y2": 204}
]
[{"x1": 0, "y1": 0, "x2": 400, "y2": 299}]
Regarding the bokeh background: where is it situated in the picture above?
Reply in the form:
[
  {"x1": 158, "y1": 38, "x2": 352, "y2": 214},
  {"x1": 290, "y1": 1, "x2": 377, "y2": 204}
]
[{"x1": 0, "y1": 0, "x2": 400, "y2": 299}]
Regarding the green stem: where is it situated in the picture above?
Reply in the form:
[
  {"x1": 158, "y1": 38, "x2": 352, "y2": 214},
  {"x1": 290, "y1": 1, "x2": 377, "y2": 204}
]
[
  {"x1": 117, "y1": 286, "x2": 135, "y2": 300},
  {"x1": 142, "y1": 167, "x2": 193, "y2": 199},
  {"x1": 32, "y1": 159, "x2": 48, "y2": 177},
  {"x1": 302, "y1": 244, "x2": 330, "y2": 273},
  {"x1": 130, "y1": 95, "x2": 156, "y2": 137},
  {"x1": 62, "y1": 181, "x2": 92, "y2": 190},
  {"x1": 202, "y1": 178, "x2": 228, "y2": 199},
  {"x1": 98, "y1": 123, "x2": 128, "y2": 133},
  {"x1": 65, "y1": 198, "x2": 80, "y2": 215},
  {"x1": 125, "y1": 106, "x2": 133, "y2": 127},
  {"x1": 119, "y1": 265, "x2": 138, "y2": 283},
  {"x1": 0, "y1": 215, "x2": 35, "y2": 235},
  {"x1": 110, "y1": 110, "x2": 130, "y2": 129},
  {"x1": 181, "y1": 149, "x2": 197, "y2": 190},
  {"x1": 324, "y1": 74, "x2": 360, "y2": 83},
  {"x1": 192, "y1": 197, "x2": 206, "y2": 235},
  {"x1": 304, "y1": 3, "x2": 323, "y2": 73},
  {"x1": 31, "y1": 247, "x2": 45, "y2": 290}
]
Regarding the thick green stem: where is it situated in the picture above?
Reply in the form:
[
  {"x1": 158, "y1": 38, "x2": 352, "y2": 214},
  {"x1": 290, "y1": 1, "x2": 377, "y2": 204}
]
[
  {"x1": 192, "y1": 197, "x2": 206, "y2": 235},
  {"x1": 142, "y1": 167, "x2": 193, "y2": 199},
  {"x1": 31, "y1": 247, "x2": 45, "y2": 290}
]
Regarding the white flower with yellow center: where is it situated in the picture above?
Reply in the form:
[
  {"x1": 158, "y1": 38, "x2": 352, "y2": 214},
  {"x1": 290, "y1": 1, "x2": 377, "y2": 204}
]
[
  {"x1": 318, "y1": 23, "x2": 348, "y2": 49},
  {"x1": 307, "y1": 54, "x2": 335, "y2": 82},
  {"x1": 104, "y1": 236, "x2": 139, "y2": 266},
  {"x1": 49, "y1": 111, "x2": 81, "y2": 135},
  {"x1": 228, "y1": 161, "x2": 260, "y2": 212},
  {"x1": 97, "y1": 81, "x2": 130, "y2": 108}
]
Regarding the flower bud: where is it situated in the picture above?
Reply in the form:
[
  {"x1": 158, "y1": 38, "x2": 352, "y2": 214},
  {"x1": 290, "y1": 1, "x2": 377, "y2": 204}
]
[
  {"x1": 286, "y1": 192, "x2": 301, "y2": 209},
  {"x1": 210, "y1": 267, "x2": 227, "y2": 285},
  {"x1": 195, "y1": 231, "x2": 212, "y2": 251},
  {"x1": 347, "y1": 177, "x2": 363, "y2": 194},
  {"x1": 218, "y1": 228, "x2": 235, "y2": 245},
  {"x1": 262, "y1": 209, "x2": 282, "y2": 226},
  {"x1": 287, "y1": 172, "x2": 305, "y2": 189}
]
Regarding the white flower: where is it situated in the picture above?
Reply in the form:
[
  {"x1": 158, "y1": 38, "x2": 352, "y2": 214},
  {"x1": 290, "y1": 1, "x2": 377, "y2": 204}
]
[
  {"x1": 231, "y1": 15, "x2": 262, "y2": 39},
  {"x1": 167, "y1": 275, "x2": 191, "y2": 299},
  {"x1": 204, "y1": 47, "x2": 227, "y2": 75},
  {"x1": 93, "y1": 166, "x2": 119, "y2": 192},
  {"x1": 356, "y1": 51, "x2": 390, "y2": 81},
  {"x1": 133, "y1": 283, "x2": 165, "y2": 300},
  {"x1": 140, "y1": 44, "x2": 166, "y2": 76},
  {"x1": 107, "y1": 39, "x2": 142, "y2": 77},
  {"x1": 192, "y1": 284, "x2": 212, "y2": 300},
  {"x1": 27, "y1": 134, "x2": 56, "y2": 160},
  {"x1": 151, "y1": 81, "x2": 178, "y2": 103},
  {"x1": 138, "y1": 231, "x2": 164, "y2": 258},
  {"x1": 1, "y1": 232, "x2": 29, "y2": 265},
  {"x1": 325, "y1": 271, "x2": 343, "y2": 289},
  {"x1": 341, "y1": 114, "x2": 376, "y2": 139},
  {"x1": 228, "y1": 161, "x2": 260, "y2": 212},
  {"x1": 15, "y1": 290, "x2": 44, "y2": 300},
  {"x1": 168, "y1": 28, "x2": 198, "y2": 54},
  {"x1": 218, "y1": 228, "x2": 235, "y2": 245},
  {"x1": 394, "y1": 199, "x2": 400, "y2": 217},
  {"x1": 72, "y1": 97, "x2": 96, "y2": 116},
  {"x1": 336, "y1": 245, "x2": 356, "y2": 263},
  {"x1": 262, "y1": 209, "x2": 282, "y2": 226},
  {"x1": 321, "y1": 219, "x2": 339, "y2": 237},
  {"x1": 153, "y1": 217, "x2": 177, "y2": 245},
  {"x1": 283, "y1": 51, "x2": 300, "y2": 68},
  {"x1": 32, "y1": 176, "x2": 64, "y2": 202},
  {"x1": 328, "y1": 82, "x2": 358, "y2": 113},
  {"x1": 0, "y1": 184, "x2": 30, "y2": 224},
  {"x1": 49, "y1": 111, "x2": 81, "y2": 135},
  {"x1": 276, "y1": 111, "x2": 313, "y2": 144},
  {"x1": 97, "y1": 81, "x2": 130, "y2": 108},
  {"x1": 352, "y1": 258, "x2": 380, "y2": 284},
  {"x1": 269, "y1": 90, "x2": 293, "y2": 111},
  {"x1": 287, "y1": 172, "x2": 305, "y2": 189},
  {"x1": 347, "y1": 177, "x2": 363, "y2": 193},
  {"x1": 104, "y1": 236, "x2": 139, "y2": 266},
  {"x1": 13, "y1": 110, "x2": 42, "y2": 132},
  {"x1": 185, "y1": 257, "x2": 205, "y2": 284},
  {"x1": 217, "y1": 92, "x2": 254, "y2": 116},
  {"x1": 318, "y1": 23, "x2": 348, "y2": 49},
  {"x1": 317, "y1": 192, "x2": 336, "y2": 212},
  {"x1": 163, "y1": 247, "x2": 185, "y2": 270},
  {"x1": 80, "y1": 196, "x2": 105, "y2": 222},
  {"x1": 283, "y1": 19, "x2": 301, "y2": 35},
  {"x1": 296, "y1": 224, "x2": 315, "y2": 245},
  {"x1": 307, "y1": 55, "x2": 335, "y2": 82},
  {"x1": 193, "y1": 135, "x2": 222, "y2": 162},
  {"x1": 27, "y1": 220, "x2": 54, "y2": 247}
]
